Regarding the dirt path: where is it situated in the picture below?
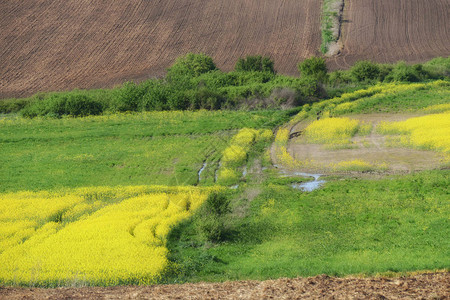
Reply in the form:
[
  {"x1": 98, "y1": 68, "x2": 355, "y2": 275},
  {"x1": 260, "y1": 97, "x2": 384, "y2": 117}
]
[{"x1": 1, "y1": 272, "x2": 448, "y2": 299}]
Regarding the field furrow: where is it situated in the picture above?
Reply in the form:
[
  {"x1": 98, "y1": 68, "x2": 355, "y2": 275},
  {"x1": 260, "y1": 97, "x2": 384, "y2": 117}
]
[
  {"x1": 0, "y1": 0, "x2": 321, "y2": 98},
  {"x1": 330, "y1": 0, "x2": 450, "y2": 69}
]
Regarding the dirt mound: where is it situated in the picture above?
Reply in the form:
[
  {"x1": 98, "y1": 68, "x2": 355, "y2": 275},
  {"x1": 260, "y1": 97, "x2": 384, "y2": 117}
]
[
  {"x1": 330, "y1": 0, "x2": 450, "y2": 69},
  {"x1": 1, "y1": 272, "x2": 448, "y2": 299},
  {"x1": 0, "y1": 0, "x2": 321, "y2": 98}
]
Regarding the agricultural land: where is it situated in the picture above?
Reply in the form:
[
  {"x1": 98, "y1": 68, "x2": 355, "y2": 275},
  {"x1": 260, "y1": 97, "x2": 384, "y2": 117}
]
[
  {"x1": 1, "y1": 0, "x2": 449, "y2": 98},
  {"x1": 1, "y1": 74, "x2": 449, "y2": 297},
  {"x1": 0, "y1": 0, "x2": 449, "y2": 298}
]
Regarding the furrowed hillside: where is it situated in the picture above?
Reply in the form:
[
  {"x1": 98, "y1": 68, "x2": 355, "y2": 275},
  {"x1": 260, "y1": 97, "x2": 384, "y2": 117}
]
[
  {"x1": 331, "y1": 0, "x2": 450, "y2": 68},
  {"x1": 1, "y1": 0, "x2": 449, "y2": 98},
  {"x1": 0, "y1": 0, "x2": 321, "y2": 98}
]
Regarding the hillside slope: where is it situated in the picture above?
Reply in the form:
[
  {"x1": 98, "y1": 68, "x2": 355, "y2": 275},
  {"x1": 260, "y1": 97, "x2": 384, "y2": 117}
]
[
  {"x1": 1, "y1": 0, "x2": 449, "y2": 98},
  {"x1": 331, "y1": 0, "x2": 450, "y2": 69},
  {"x1": 0, "y1": 0, "x2": 321, "y2": 98}
]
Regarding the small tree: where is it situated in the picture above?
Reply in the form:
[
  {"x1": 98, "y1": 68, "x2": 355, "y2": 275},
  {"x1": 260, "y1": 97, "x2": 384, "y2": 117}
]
[
  {"x1": 297, "y1": 57, "x2": 328, "y2": 82},
  {"x1": 167, "y1": 53, "x2": 217, "y2": 81},
  {"x1": 235, "y1": 55, "x2": 275, "y2": 73}
]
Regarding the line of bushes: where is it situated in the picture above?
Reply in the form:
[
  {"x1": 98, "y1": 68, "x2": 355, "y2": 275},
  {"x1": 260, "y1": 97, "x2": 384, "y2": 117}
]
[{"x1": 1, "y1": 55, "x2": 448, "y2": 118}]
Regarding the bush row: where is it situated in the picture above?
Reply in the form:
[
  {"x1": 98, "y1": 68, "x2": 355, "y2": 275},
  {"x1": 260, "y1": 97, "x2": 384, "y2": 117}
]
[{"x1": 2, "y1": 55, "x2": 448, "y2": 118}]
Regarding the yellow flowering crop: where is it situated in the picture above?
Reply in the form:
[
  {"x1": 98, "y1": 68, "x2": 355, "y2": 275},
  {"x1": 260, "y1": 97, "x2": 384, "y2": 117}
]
[
  {"x1": 231, "y1": 128, "x2": 259, "y2": 148},
  {"x1": 421, "y1": 103, "x2": 450, "y2": 114},
  {"x1": 377, "y1": 112, "x2": 450, "y2": 155},
  {"x1": 216, "y1": 168, "x2": 240, "y2": 185},
  {"x1": 0, "y1": 185, "x2": 219, "y2": 286},
  {"x1": 218, "y1": 128, "x2": 273, "y2": 185},
  {"x1": 222, "y1": 145, "x2": 247, "y2": 167},
  {"x1": 303, "y1": 117, "x2": 366, "y2": 145},
  {"x1": 274, "y1": 128, "x2": 289, "y2": 145}
]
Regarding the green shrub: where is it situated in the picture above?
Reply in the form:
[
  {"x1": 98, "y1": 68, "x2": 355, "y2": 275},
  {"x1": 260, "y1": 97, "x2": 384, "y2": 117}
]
[
  {"x1": 20, "y1": 94, "x2": 103, "y2": 118},
  {"x1": 0, "y1": 98, "x2": 34, "y2": 114},
  {"x1": 328, "y1": 70, "x2": 353, "y2": 86},
  {"x1": 377, "y1": 64, "x2": 394, "y2": 81},
  {"x1": 167, "y1": 53, "x2": 217, "y2": 81},
  {"x1": 298, "y1": 57, "x2": 328, "y2": 82},
  {"x1": 235, "y1": 55, "x2": 275, "y2": 74},
  {"x1": 423, "y1": 56, "x2": 450, "y2": 77},
  {"x1": 190, "y1": 88, "x2": 225, "y2": 110},
  {"x1": 385, "y1": 62, "x2": 429, "y2": 82},
  {"x1": 296, "y1": 77, "x2": 326, "y2": 99},
  {"x1": 195, "y1": 192, "x2": 231, "y2": 243},
  {"x1": 351, "y1": 61, "x2": 381, "y2": 82},
  {"x1": 112, "y1": 81, "x2": 147, "y2": 112},
  {"x1": 140, "y1": 80, "x2": 170, "y2": 111}
]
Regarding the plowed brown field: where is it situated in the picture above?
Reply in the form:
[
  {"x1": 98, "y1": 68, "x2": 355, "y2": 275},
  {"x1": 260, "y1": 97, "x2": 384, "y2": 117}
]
[
  {"x1": 331, "y1": 0, "x2": 450, "y2": 69},
  {"x1": 1, "y1": 272, "x2": 448, "y2": 299},
  {"x1": 0, "y1": 0, "x2": 321, "y2": 98}
]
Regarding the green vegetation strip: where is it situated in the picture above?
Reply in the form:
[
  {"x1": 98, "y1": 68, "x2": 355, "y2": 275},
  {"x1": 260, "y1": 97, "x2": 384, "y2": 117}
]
[{"x1": 320, "y1": 0, "x2": 344, "y2": 54}]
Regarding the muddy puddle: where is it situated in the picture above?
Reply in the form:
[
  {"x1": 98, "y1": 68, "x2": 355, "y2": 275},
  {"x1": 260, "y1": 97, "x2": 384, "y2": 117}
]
[
  {"x1": 197, "y1": 162, "x2": 207, "y2": 182},
  {"x1": 274, "y1": 165, "x2": 326, "y2": 192},
  {"x1": 290, "y1": 172, "x2": 326, "y2": 192}
]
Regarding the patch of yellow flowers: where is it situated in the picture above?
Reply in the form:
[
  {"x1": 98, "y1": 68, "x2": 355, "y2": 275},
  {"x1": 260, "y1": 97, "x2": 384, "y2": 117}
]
[
  {"x1": 218, "y1": 128, "x2": 273, "y2": 185},
  {"x1": 322, "y1": 80, "x2": 448, "y2": 116},
  {"x1": 330, "y1": 160, "x2": 388, "y2": 172},
  {"x1": 377, "y1": 112, "x2": 450, "y2": 159},
  {"x1": 303, "y1": 117, "x2": 371, "y2": 145},
  {"x1": 0, "y1": 185, "x2": 220, "y2": 286}
]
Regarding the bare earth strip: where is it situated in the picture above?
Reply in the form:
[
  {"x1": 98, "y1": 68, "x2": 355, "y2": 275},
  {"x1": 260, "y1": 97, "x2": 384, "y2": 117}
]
[
  {"x1": 329, "y1": 0, "x2": 450, "y2": 69},
  {"x1": 1, "y1": 272, "x2": 448, "y2": 299},
  {"x1": 0, "y1": 0, "x2": 321, "y2": 98}
]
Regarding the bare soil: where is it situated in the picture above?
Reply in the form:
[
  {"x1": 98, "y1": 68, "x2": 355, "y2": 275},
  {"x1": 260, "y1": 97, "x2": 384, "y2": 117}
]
[
  {"x1": 1, "y1": 272, "x2": 448, "y2": 299},
  {"x1": 278, "y1": 114, "x2": 445, "y2": 175},
  {"x1": 330, "y1": 0, "x2": 450, "y2": 69},
  {"x1": 0, "y1": 0, "x2": 321, "y2": 98}
]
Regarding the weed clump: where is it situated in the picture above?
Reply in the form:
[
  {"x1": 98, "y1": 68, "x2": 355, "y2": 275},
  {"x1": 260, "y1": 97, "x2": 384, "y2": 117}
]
[{"x1": 195, "y1": 192, "x2": 231, "y2": 243}]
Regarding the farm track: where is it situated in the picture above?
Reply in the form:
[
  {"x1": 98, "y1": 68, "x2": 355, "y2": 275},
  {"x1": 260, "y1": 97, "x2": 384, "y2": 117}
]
[
  {"x1": 1, "y1": 272, "x2": 448, "y2": 299},
  {"x1": 329, "y1": 0, "x2": 450, "y2": 69},
  {"x1": 0, "y1": 0, "x2": 321, "y2": 98}
]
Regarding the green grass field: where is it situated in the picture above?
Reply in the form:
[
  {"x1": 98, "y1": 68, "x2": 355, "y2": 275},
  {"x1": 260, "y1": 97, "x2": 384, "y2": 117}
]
[
  {"x1": 167, "y1": 170, "x2": 449, "y2": 282},
  {"x1": 0, "y1": 80, "x2": 449, "y2": 286},
  {"x1": 0, "y1": 110, "x2": 292, "y2": 192}
]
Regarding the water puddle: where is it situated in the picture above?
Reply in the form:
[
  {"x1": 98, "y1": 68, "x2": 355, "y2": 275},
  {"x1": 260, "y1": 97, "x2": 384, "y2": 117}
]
[
  {"x1": 290, "y1": 172, "x2": 325, "y2": 192},
  {"x1": 198, "y1": 162, "x2": 207, "y2": 182},
  {"x1": 273, "y1": 165, "x2": 326, "y2": 192}
]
